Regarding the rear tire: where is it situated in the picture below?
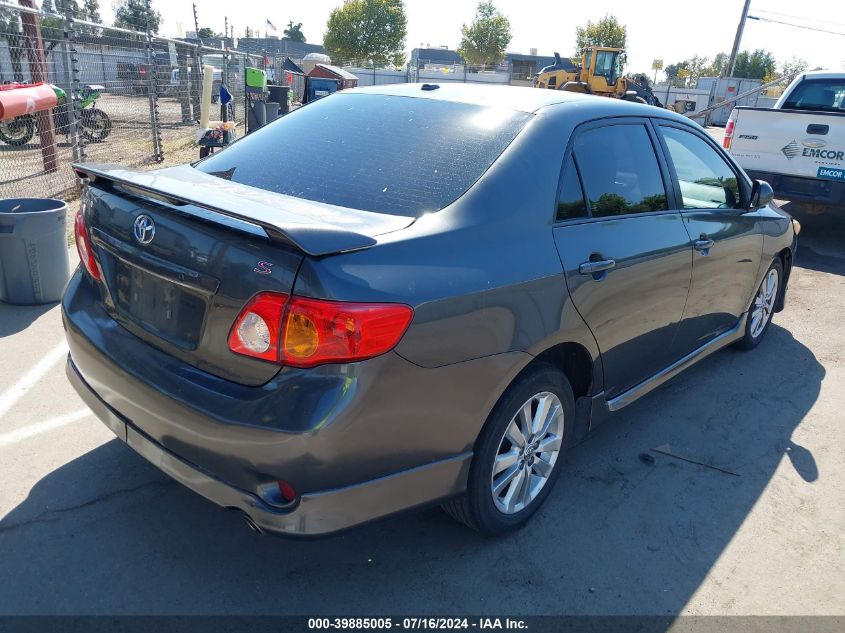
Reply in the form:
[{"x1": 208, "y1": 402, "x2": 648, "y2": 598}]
[
  {"x1": 0, "y1": 115, "x2": 35, "y2": 146},
  {"x1": 735, "y1": 258, "x2": 783, "y2": 350},
  {"x1": 443, "y1": 364, "x2": 574, "y2": 535}
]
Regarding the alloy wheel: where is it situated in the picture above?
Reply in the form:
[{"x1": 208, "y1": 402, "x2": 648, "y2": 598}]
[
  {"x1": 490, "y1": 391, "x2": 564, "y2": 515},
  {"x1": 749, "y1": 268, "x2": 779, "y2": 339}
]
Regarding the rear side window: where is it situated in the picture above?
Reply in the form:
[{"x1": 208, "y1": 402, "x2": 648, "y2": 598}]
[
  {"x1": 661, "y1": 126, "x2": 742, "y2": 210},
  {"x1": 196, "y1": 93, "x2": 531, "y2": 217},
  {"x1": 556, "y1": 157, "x2": 587, "y2": 221},
  {"x1": 782, "y1": 79, "x2": 845, "y2": 113},
  {"x1": 573, "y1": 124, "x2": 668, "y2": 217}
]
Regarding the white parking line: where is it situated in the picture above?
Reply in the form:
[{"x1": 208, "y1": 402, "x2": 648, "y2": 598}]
[
  {"x1": 0, "y1": 408, "x2": 91, "y2": 446},
  {"x1": 0, "y1": 341, "x2": 69, "y2": 420}
]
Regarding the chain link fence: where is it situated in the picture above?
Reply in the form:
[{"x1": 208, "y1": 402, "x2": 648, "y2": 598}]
[
  {"x1": 0, "y1": 2, "x2": 264, "y2": 201},
  {"x1": 1, "y1": 1, "x2": 516, "y2": 204}
]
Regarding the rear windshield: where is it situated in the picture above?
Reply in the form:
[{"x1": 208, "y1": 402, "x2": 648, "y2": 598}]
[
  {"x1": 782, "y1": 79, "x2": 845, "y2": 113},
  {"x1": 196, "y1": 93, "x2": 531, "y2": 216}
]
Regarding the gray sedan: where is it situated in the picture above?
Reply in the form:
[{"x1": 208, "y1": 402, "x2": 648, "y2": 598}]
[{"x1": 64, "y1": 84, "x2": 797, "y2": 536}]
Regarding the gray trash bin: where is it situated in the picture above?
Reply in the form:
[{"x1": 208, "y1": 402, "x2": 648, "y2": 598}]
[{"x1": 0, "y1": 198, "x2": 70, "y2": 305}]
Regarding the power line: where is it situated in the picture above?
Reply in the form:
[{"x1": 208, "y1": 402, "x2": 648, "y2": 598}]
[
  {"x1": 747, "y1": 15, "x2": 845, "y2": 37},
  {"x1": 751, "y1": 8, "x2": 845, "y2": 28}
]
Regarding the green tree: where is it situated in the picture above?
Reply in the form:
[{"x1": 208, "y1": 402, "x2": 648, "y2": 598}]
[
  {"x1": 55, "y1": 0, "x2": 81, "y2": 16},
  {"x1": 197, "y1": 27, "x2": 216, "y2": 38},
  {"x1": 39, "y1": 0, "x2": 63, "y2": 42},
  {"x1": 663, "y1": 60, "x2": 687, "y2": 86},
  {"x1": 83, "y1": 0, "x2": 100, "y2": 23},
  {"x1": 574, "y1": 14, "x2": 627, "y2": 63},
  {"x1": 684, "y1": 55, "x2": 709, "y2": 86},
  {"x1": 732, "y1": 49, "x2": 776, "y2": 80},
  {"x1": 766, "y1": 56, "x2": 808, "y2": 85},
  {"x1": 39, "y1": 0, "x2": 100, "y2": 39},
  {"x1": 0, "y1": 8, "x2": 25, "y2": 82},
  {"x1": 706, "y1": 52, "x2": 729, "y2": 76},
  {"x1": 323, "y1": 0, "x2": 407, "y2": 66},
  {"x1": 284, "y1": 20, "x2": 305, "y2": 43},
  {"x1": 113, "y1": 0, "x2": 161, "y2": 33},
  {"x1": 457, "y1": 1, "x2": 512, "y2": 66}
]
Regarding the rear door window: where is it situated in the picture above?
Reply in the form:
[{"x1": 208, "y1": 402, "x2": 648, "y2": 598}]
[
  {"x1": 782, "y1": 79, "x2": 845, "y2": 113},
  {"x1": 556, "y1": 157, "x2": 588, "y2": 221},
  {"x1": 573, "y1": 124, "x2": 668, "y2": 217},
  {"x1": 660, "y1": 125, "x2": 742, "y2": 210},
  {"x1": 196, "y1": 93, "x2": 531, "y2": 217}
]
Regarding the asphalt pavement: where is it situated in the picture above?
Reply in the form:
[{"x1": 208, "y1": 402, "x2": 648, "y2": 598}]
[{"x1": 0, "y1": 207, "x2": 843, "y2": 616}]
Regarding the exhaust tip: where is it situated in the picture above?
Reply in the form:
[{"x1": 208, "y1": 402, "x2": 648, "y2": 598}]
[
  {"x1": 227, "y1": 508, "x2": 264, "y2": 535},
  {"x1": 243, "y1": 514, "x2": 264, "y2": 535}
]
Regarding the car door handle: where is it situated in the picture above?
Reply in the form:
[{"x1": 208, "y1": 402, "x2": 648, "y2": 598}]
[
  {"x1": 578, "y1": 259, "x2": 616, "y2": 275},
  {"x1": 694, "y1": 238, "x2": 714, "y2": 251},
  {"x1": 806, "y1": 124, "x2": 829, "y2": 135}
]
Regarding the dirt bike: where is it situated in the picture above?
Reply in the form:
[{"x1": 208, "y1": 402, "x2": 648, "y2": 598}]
[{"x1": 0, "y1": 84, "x2": 112, "y2": 146}]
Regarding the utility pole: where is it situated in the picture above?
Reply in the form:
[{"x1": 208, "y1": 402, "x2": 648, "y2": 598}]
[
  {"x1": 224, "y1": 15, "x2": 228, "y2": 44},
  {"x1": 726, "y1": 0, "x2": 751, "y2": 77}
]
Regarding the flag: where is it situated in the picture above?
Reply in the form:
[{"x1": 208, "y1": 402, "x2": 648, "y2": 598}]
[{"x1": 266, "y1": 19, "x2": 277, "y2": 32}]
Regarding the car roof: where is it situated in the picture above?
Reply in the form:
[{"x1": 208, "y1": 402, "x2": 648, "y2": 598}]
[
  {"x1": 348, "y1": 82, "x2": 615, "y2": 112},
  {"x1": 795, "y1": 70, "x2": 845, "y2": 81},
  {"x1": 345, "y1": 82, "x2": 693, "y2": 123}
]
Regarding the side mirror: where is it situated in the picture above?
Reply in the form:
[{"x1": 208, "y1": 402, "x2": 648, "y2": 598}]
[{"x1": 750, "y1": 180, "x2": 774, "y2": 209}]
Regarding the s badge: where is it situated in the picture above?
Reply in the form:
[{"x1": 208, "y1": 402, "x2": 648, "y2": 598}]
[{"x1": 254, "y1": 261, "x2": 273, "y2": 275}]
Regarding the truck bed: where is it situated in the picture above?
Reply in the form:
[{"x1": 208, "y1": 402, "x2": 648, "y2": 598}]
[{"x1": 727, "y1": 107, "x2": 844, "y2": 207}]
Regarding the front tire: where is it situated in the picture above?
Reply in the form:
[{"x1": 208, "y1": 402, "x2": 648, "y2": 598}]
[
  {"x1": 736, "y1": 259, "x2": 782, "y2": 350},
  {"x1": 443, "y1": 364, "x2": 574, "y2": 535},
  {"x1": 80, "y1": 108, "x2": 112, "y2": 143}
]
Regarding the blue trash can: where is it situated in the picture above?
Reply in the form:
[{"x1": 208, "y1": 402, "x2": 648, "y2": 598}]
[{"x1": 0, "y1": 198, "x2": 70, "y2": 305}]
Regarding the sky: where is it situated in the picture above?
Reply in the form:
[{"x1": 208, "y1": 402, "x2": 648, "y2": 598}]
[{"x1": 105, "y1": 0, "x2": 845, "y2": 79}]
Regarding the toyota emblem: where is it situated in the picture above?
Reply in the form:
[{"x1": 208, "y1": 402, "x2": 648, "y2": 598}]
[{"x1": 133, "y1": 214, "x2": 156, "y2": 245}]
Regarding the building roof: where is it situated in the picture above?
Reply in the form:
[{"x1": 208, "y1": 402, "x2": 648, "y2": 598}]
[
  {"x1": 313, "y1": 64, "x2": 359, "y2": 81},
  {"x1": 506, "y1": 53, "x2": 559, "y2": 67},
  {"x1": 281, "y1": 58, "x2": 305, "y2": 74},
  {"x1": 411, "y1": 47, "x2": 465, "y2": 65}
]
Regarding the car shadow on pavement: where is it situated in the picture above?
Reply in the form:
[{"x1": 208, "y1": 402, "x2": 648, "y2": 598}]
[
  {"x1": 0, "y1": 324, "x2": 823, "y2": 616},
  {"x1": 0, "y1": 301, "x2": 57, "y2": 337},
  {"x1": 783, "y1": 204, "x2": 845, "y2": 276}
]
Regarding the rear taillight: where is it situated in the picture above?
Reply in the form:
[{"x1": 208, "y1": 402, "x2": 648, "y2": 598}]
[
  {"x1": 74, "y1": 210, "x2": 101, "y2": 281},
  {"x1": 227, "y1": 292, "x2": 413, "y2": 367},
  {"x1": 227, "y1": 292, "x2": 287, "y2": 362},
  {"x1": 723, "y1": 117, "x2": 735, "y2": 149}
]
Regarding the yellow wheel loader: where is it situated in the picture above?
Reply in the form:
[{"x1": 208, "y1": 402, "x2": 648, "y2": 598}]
[{"x1": 535, "y1": 47, "x2": 663, "y2": 107}]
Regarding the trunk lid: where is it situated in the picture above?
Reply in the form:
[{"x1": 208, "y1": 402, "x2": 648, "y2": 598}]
[{"x1": 77, "y1": 163, "x2": 413, "y2": 386}]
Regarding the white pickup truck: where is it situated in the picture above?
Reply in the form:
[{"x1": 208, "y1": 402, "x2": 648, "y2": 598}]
[{"x1": 725, "y1": 71, "x2": 844, "y2": 211}]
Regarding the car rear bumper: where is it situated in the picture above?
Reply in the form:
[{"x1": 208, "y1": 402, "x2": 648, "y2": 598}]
[
  {"x1": 61, "y1": 269, "x2": 527, "y2": 534},
  {"x1": 746, "y1": 170, "x2": 845, "y2": 207},
  {"x1": 67, "y1": 356, "x2": 471, "y2": 536}
]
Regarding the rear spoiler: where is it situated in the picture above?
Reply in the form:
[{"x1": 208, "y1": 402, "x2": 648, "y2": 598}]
[{"x1": 73, "y1": 163, "x2": 385, "y2": 257}]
